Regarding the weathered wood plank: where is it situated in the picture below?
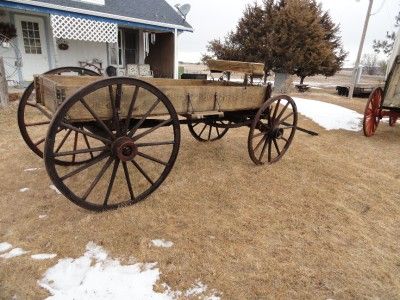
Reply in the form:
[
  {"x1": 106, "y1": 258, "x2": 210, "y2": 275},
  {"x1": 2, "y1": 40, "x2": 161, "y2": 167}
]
[
  {"x1": 38, "y1": 75, "x2": 267, "y2": 122},
  {"x1": 207, "y1": 59, "x2": 265, "y2": 76},
  {"x1": 384, "y1": 60, "x2": 400, "y2": 108}
]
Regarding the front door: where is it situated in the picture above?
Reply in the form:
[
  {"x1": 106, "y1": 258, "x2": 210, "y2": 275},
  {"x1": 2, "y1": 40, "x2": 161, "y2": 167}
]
[{"x1": 15, "y1": 15, "x2": 49, "y2": 81}]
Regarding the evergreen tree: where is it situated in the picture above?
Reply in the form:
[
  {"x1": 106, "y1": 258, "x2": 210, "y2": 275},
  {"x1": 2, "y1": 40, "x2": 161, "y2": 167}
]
[
  {"x1": 373, "y1": 12, "x2": 400, "y2": 56},
  {"x1": 203, "y1": 0, "x2": 347, "y2": 84}
]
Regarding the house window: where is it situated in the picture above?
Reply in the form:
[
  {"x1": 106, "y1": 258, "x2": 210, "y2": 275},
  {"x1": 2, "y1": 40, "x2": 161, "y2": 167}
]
[{"x1": 21, "y1": 21, "x2": 42, "y2": 54}]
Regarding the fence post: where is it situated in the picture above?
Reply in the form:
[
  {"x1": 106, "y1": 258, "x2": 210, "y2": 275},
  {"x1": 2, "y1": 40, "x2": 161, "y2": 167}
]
[{"x1": 0, "y1": 57, "x2": 9, "y2": 107}]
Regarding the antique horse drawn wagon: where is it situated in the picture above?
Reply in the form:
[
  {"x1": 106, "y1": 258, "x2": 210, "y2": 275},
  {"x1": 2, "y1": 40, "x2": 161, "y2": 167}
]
[
  {"x1": 363, "y1": 30, "x2": 400, "y2": 137},
  {"x1": 18, "y1": 67, "x2": 298, "y2": 211}
]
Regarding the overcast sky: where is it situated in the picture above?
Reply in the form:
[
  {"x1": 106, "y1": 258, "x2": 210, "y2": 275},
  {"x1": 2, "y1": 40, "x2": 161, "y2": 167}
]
[{"x1": 167, "y1": 0, "x2": 400, "y2": 66}]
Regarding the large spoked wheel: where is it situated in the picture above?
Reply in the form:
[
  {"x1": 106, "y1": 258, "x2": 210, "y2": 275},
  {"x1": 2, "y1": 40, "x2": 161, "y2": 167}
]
[
  {"x1": 44, "y1": 77, "x2": 181, "y2": 211},
  {"x1": 187, "y1": 119, "x2": 230, "y2": 142},
  {"x1": 248, "y1": 95, "x2": 298, "y2": 165},
  {"x1": 18, "y1": 66, "x2": 100, "y2": 165},
  {"x1": 363, "y1": 87, "x2": 383, "y2": 137}
]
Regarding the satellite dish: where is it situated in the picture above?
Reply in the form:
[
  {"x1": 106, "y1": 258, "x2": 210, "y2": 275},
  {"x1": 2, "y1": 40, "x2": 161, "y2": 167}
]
[{"x1": 175, "y1": 3, "x2": 191, "y2": 20}]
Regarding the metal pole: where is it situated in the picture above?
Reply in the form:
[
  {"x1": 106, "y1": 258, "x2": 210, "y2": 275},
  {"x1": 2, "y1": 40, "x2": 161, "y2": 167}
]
[
  {"x1": 0, "y1": 57, "x2": 9, "y2": 108},
  {"x1": 349, "y1": 0, "x2": 374, "y2": 99}
]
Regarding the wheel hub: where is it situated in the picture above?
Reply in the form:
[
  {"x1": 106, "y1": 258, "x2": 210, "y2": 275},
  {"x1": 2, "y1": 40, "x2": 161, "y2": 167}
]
[
  {"x1": 113, "y1": 137, "x2": 138, "y2": 161},
  {"x1": 271, "y1": 127, "x2": 284, "y2": 139}
]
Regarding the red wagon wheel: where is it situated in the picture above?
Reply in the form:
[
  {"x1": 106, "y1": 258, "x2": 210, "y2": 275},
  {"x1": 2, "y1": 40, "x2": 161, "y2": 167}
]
[
  {"x1": 18, "y1": 66, "x2": 101, "y2": 165},
  {"x1": 363, "y1": 87, "x2": 383, "y2": 137},
  {"x1": 188, "y1": 119, "x2": 230, "y2": 142},
  {"x1": 44, "y1": 77, "x2": 181, "y2": 211},
  {"x1": 248, "y1": 95, "x2": 298, "y2": 165}
]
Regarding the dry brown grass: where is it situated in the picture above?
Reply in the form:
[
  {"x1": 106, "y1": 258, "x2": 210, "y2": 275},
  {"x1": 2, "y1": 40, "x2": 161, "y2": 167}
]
[{"x1": 1, "y1": 93, "x2": 400, "y2": 299}]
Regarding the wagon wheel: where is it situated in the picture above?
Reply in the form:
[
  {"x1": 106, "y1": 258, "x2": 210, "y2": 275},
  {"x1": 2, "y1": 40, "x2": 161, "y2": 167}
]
[
  {"x1": 188, "y1": 119, "x2": 230, "y2": 142},
  {"x1": 389, "y1": 116, "x2": 398, "y2": 127},
  {"x1": 44, "y1": 77, "x2": 181, "y2": 211},
  {"x1": 248, "y1": 95, "x2": 298, "y2": 165},
  {"x1": 18, "y1": 67, "x2": 101, "y2": 165},
  {"x1": 363, "y1": 87, "x2": 383, "y2": 137}
]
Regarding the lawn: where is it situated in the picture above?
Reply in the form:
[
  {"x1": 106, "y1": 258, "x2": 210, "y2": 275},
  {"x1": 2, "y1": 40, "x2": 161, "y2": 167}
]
[{"x1": 1, "y1": 92, "x2": 400, "y2": 299}]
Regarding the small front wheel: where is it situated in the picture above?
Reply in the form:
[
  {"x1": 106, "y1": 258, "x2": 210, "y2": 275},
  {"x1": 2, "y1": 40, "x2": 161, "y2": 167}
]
[
  {"x1": 363, "y1": 87, "x2": 383, "y2": 137},
  {"x1": 248, "y1": 95, "x2": 298, "y2": 165},
  {"x1": 188, "y1": 119, "x2": 230, "y2": 142}
]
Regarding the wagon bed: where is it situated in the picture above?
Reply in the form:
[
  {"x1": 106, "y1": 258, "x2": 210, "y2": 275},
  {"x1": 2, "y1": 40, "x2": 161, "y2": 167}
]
[{"x1": 19, "y1": 67, "x2": 298, "y2": 211}]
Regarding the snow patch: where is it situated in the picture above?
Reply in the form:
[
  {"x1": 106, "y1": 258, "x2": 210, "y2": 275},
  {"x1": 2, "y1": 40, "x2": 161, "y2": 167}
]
[
  {"x1": 0, "y1": 248, "x2": 29, "y2": 259},
  {"x1": 293, "y1": 97, "x2": 363, "y2": 131},
  {"x1": 39, "y1": 215, "x2": 48, "y2": 219},
  {"x1": 31, "y1": 254, "x2": 57, "y2": 260},
  {"x1": 151, "y1": 239, "x2": 174, "y2": 248},
  {"x1": 0, "y1": 242, "x2": 12, "y2": 253},
  {"x1": 19, "y1": 188, "x2": 30, "y2": 193},
  {"x1": 39, "y1": 242, "x2": 219, "y2": 299},
  {"x1": 49, "y1": 185, "x2": 62, "y2": 195},
  {"x1": 25, "y1": 168, "x2": 40, "y2": 172}
]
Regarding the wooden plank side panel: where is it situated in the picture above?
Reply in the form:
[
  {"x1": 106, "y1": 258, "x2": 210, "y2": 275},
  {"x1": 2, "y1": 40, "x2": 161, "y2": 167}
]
[
  {"x1": 207, "y1": 59, "x2": 265, "y2": 76},
  {"x1": 384, "y1": 61, "x2": 400, "y2": 108},
  {"x1": 39, "y1": 75, "x2": 266, "y2": 121}
]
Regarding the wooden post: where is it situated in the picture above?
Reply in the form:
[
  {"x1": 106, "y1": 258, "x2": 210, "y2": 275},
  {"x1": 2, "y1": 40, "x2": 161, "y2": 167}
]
[{"x1": 0, "y1": 57, "x2": 9, "y2": 107}]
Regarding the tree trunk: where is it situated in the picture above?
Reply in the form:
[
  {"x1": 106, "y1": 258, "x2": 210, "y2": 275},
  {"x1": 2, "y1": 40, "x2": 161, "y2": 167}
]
[
  {"x1": 0, "y1": 57, "x2": 9, "y2": 108},
  {"x1": 300, "y1": 76, "x2": 306, "y2": 85}
]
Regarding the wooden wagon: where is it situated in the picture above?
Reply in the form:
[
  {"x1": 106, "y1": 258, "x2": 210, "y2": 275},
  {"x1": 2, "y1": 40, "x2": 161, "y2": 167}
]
[
  {"x1": 363, "y1": 55, "x2": 400, "y2": 136},
  {"x1": 18, "y1": 67, "x2": 298, "y2": 211}
]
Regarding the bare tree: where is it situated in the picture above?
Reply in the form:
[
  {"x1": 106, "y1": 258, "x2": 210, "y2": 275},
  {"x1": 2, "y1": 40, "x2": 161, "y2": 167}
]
[{"x1": 361, "y1": 54, "x2": 378, "y2": 75}]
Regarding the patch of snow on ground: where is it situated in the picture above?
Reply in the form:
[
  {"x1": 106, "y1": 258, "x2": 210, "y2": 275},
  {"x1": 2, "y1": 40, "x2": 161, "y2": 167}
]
[
  {"x1": 293, "y1": 97, "x2": 364, "y2": 131},
  {"x1": 25, "y1": 168, "x2": 40, "y2": 172},
  {"x1": 151, "y1": 239, "x2": 174, "y2": 248},
  {"x1": 39, "y1": 242, "x2": 219, "y2": 300},
  {"x1": 0, "y1": 242, "x2": 12, "y2": 253},
  {"x1": 0, "y1": 248, "x2": 29, "y2": 259},
  {"x1": 19, "y1": 188, "x2": 30, "y2": 193},
  {"x1": 31, "y1": 254, "x2": 57, "y2": 260},
  {"x1": 39, "y1": 215, "x2": 48, "y2": 219},
  {"x1": 49, "y1": 185, "x2": 62, "y2": 195}
]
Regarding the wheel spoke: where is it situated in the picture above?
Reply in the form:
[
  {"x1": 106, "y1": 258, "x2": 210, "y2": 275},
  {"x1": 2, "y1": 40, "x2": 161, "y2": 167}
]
[
  {"x1": 111, "y1": 84, "x2": 122, "y2": 135},
  {"x1": 275, "y1": 102, "x2": 290, "y2": 122},
  {"x1": 128, "y1": 99, "x2": 161, "y2": 138},
  {"x1": 25, "y1": 121, "x2": 50, "y2": 127},
  {"x1": 133, "y1": 118, "x2": 172, "y2": 141},
  {"x1": 131, "y1": 160, "x2": 154, "y2": 185},
  {"x1": 137, "y1": 152, "x2": 167, "y2": 166},
  {"x1": 267, "y1": 139, "x2": 272, "y2": 162},
  {"x1": 55, "y1": 129, "x2": 72, "y2": 153},
  {"x1": 60, "y1": 122, "x2": 112, "y2": 144},
  {"x1": 54, "y1": 146, "x2": 108, "y2": 157},
  {"x1": 208, "y1": 125, "x2": 212, "y2": 140},
  {"x1": 60, "y1": 151, "x2": 110, "y2": 181},
  {"x1": 80, "y1": 98, "x2": 115, "y2": 139},
  {"x1": 215, "y1": 124, "x2": 220, "y2": 136},
  {"x1": 122, "y1": 162, "x2": 135, "y2": 201},
  {"x1": 272, "y1": 100, "x2": 281, "y2": 121},
  {"x1": 82, "y1": 134, "x2": 94, "y2": 159},
  {"x1": 82, "y1": 157, "x2": 113, "y2": 201},
  {"x1": 124, "y1": 86, "x2": 139, "y2": 134},
  {"x1": 259, "y1": 137, "x2": 269, "y2": 162},
  {"x1": 199, "y1": 124, "x2": 207, "y2": 137},
  {"x1": 254, "y1": 134, "x2": 267, "y2": 152},
  {"x1": 104, "y1": 159, "x2": 120, "y2": 206},
  {"x1": 136, "y1": 141, "x2": 175, "y2": 147},
  {"x1": 252, "y1": 131, "x2": 267, "y2": 139},
  {"x1": 279, "y1": 112, "x2": 295, "y2": 124},
  {"x1": 273, "y1": 138, "x2": 281, "y2": 156},
  {"x1": 72, "y1": 131, "x2": 78, "y2": 163},
  {"x1": 34, "y1": 137, "x2": 46, "y2": 146}
]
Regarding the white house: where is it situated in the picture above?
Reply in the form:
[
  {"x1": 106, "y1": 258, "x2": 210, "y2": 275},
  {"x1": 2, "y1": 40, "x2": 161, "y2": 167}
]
[{"x1": 0, "y1": 0, "x2": 193, "y2": 84}]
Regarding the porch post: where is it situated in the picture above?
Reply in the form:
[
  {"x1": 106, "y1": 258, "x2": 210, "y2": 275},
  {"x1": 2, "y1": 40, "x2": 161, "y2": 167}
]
[
  {"x1": 49, "y1": 18, "x2": 59, "y2": 68},
  {"x1": 0, "y1": 58, "x2": 9, "y2": 108},
  {"x1": 174, "y1": 28, "x2": 178, "y2": 79}
]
